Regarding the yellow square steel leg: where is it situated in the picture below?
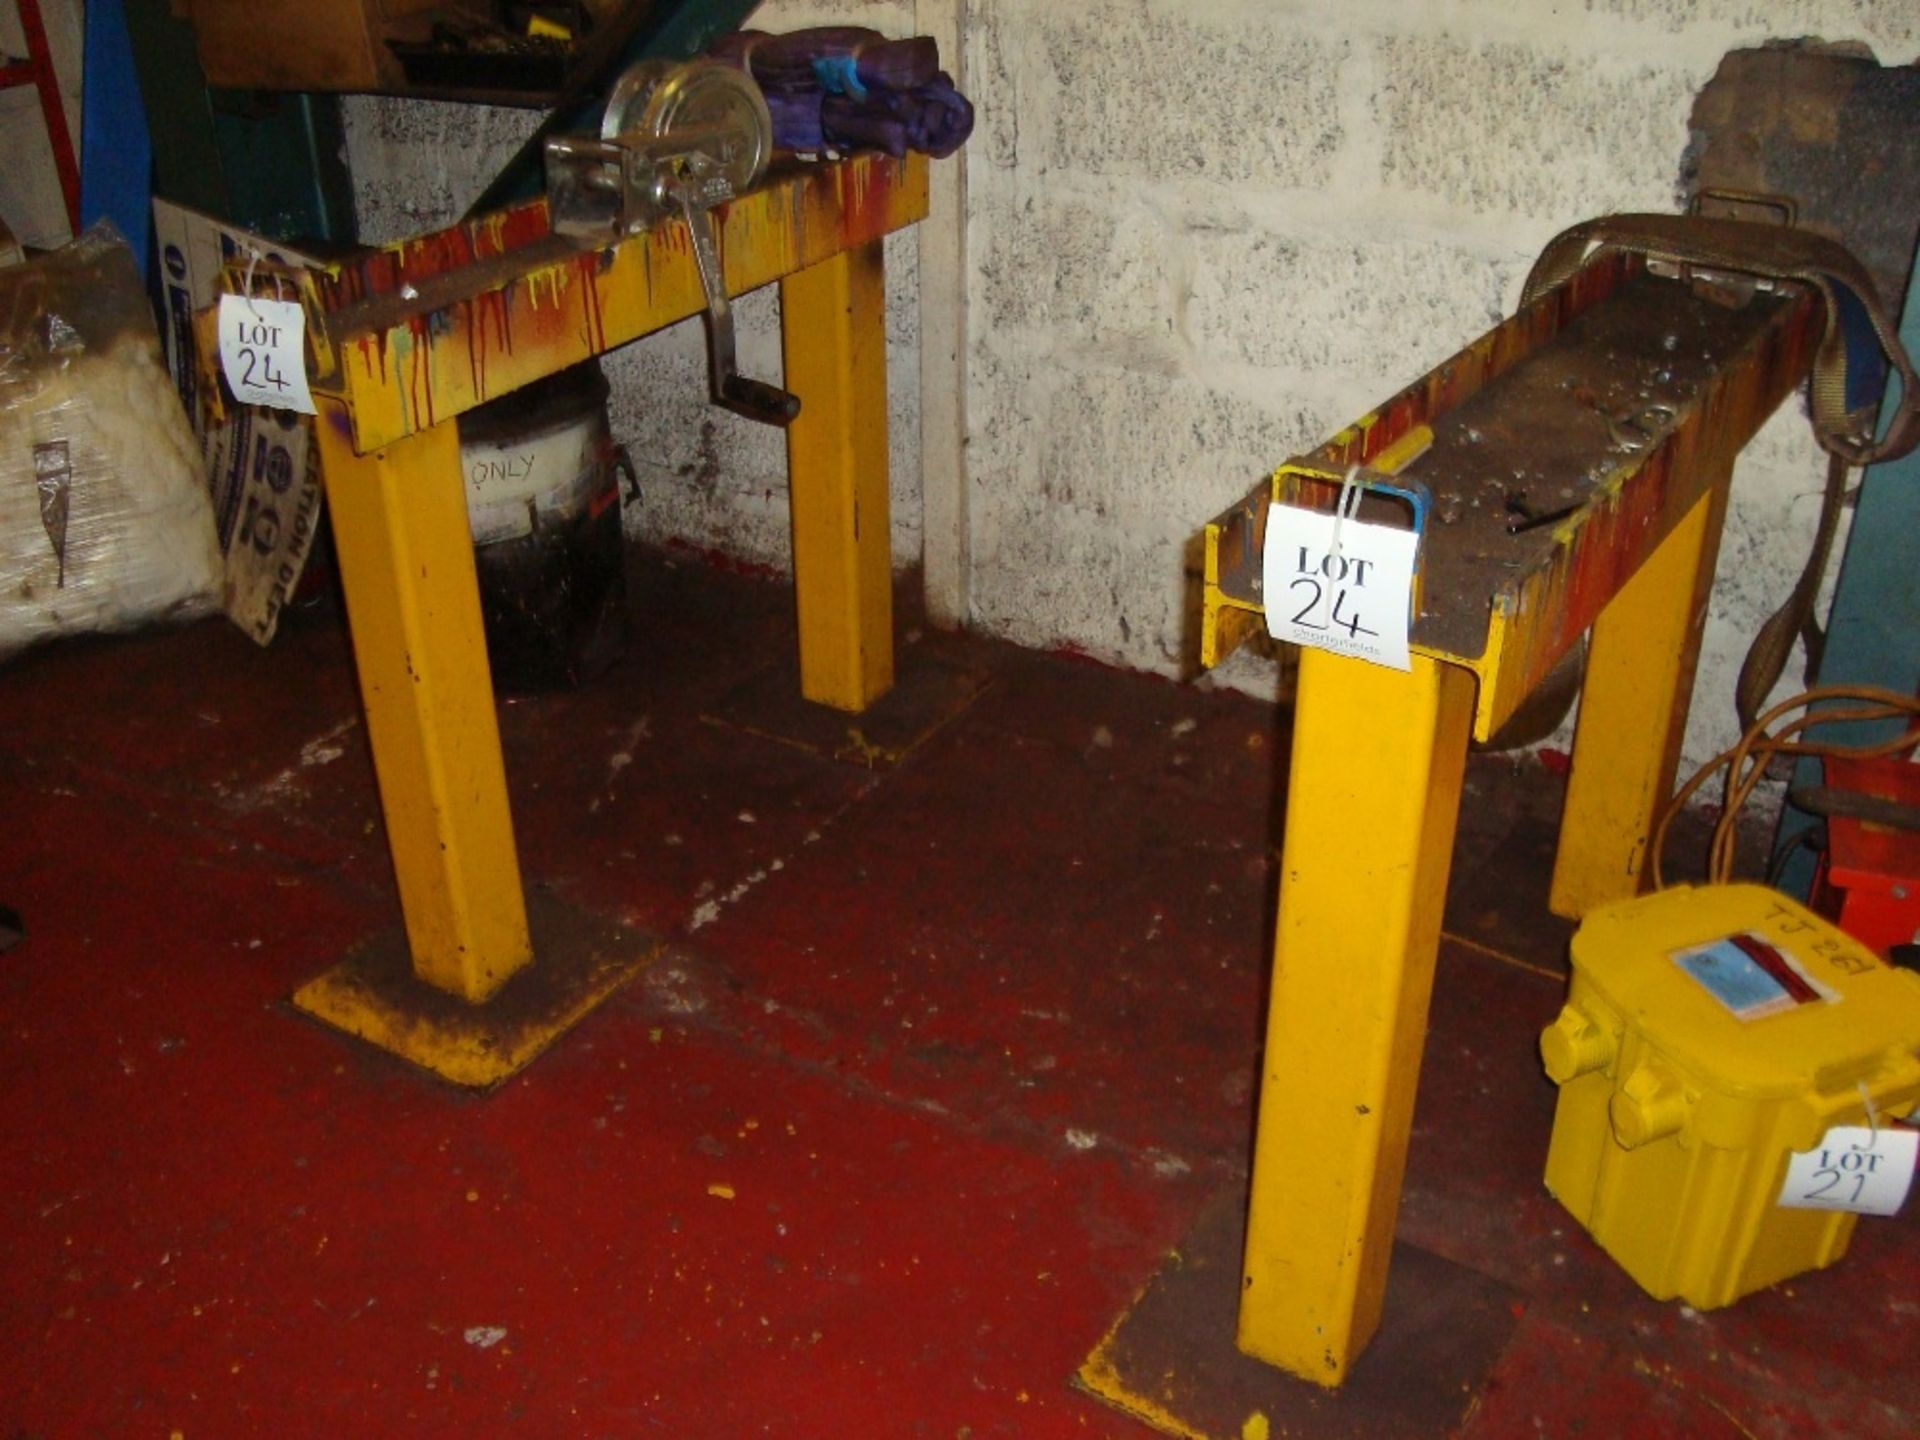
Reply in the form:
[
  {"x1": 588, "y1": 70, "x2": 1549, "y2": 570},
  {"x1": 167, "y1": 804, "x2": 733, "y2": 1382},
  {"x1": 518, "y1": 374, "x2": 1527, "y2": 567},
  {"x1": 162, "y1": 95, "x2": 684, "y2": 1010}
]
[
  {"x1": 780, "y1": 239, "x2": 895, "y2": 712},
  {"x1": 1238, "y1": 650, "x2": 1476, "y2": 1386},
  {"x1": 310, "y1": 400, "x2": 532, "y2": 1003},
  {"x1": 1549, "y1": 468, "x2": 1732, "y2": 919}
]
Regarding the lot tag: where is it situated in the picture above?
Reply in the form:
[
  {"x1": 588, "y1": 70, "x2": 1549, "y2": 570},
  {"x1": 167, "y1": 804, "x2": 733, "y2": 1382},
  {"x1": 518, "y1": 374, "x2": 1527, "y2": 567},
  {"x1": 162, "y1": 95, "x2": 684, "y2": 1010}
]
[
  {"x1": 218, "y1": 294, "x2": 315, "y2": 414},
  {"x1": 1778, "y1": 1125, "x2": 1917, "y2": 1216},
  {"x1": 1264, "y1": 500, "x2": 1417, "y2": 671}
]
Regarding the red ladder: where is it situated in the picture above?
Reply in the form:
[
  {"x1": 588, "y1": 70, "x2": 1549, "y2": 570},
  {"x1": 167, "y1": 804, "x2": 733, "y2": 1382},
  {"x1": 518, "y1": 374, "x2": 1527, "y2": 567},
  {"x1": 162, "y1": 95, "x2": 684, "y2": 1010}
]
[{"x1": 1, "y1": 0, "x2": 79, "y2": 232}]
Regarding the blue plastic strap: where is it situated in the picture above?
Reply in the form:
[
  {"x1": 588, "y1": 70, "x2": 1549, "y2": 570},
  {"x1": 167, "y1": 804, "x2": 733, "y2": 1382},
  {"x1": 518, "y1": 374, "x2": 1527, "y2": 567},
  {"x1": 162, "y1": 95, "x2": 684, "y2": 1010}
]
[
  {"x1": 1834, "y1": 286, "x2": 1891, "y2": 414},
  {"x1": 810, "y1": 54, "x2": 868, "y2": 101}
]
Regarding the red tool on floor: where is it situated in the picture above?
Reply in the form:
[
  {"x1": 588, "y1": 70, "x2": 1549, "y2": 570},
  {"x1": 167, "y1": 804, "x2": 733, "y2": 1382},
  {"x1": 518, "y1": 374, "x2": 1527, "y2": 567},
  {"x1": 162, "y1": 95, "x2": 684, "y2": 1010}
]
[{"x1": 1804, "y1": 755, "x2": 1920, "y2": 959}]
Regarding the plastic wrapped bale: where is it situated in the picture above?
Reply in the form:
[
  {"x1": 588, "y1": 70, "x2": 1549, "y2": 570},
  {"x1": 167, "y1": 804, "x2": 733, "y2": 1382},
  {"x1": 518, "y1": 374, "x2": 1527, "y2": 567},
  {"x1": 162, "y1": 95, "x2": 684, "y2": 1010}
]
[{"x1": 0, "y1": 224, "x2": 220, "y2": 662}]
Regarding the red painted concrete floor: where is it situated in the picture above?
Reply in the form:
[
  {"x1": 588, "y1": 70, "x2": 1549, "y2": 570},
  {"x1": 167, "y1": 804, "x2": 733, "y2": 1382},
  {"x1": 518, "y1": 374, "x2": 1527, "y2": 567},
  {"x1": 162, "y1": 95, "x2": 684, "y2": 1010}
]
[{"x1": 2, "y1": 552, "x2": 1915, "y2": 1438}]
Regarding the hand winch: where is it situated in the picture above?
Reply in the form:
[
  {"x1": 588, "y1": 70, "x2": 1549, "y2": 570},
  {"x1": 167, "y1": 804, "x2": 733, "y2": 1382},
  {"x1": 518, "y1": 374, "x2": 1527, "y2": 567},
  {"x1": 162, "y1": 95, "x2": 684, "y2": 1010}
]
[{"x1": 544, "y1": 59, "x2": 799, "y2": 428}]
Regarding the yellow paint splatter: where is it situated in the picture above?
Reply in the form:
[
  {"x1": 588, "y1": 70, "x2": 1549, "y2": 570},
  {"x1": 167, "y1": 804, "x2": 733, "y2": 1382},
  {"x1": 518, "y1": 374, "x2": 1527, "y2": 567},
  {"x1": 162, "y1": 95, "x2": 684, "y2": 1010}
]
[
  {"x1": 1241, "y1": 1411, "x2": 1271, "y2": 1440},
  {"x1": 707, "y1": 1183, "x2": 736, "y2": 1200}
]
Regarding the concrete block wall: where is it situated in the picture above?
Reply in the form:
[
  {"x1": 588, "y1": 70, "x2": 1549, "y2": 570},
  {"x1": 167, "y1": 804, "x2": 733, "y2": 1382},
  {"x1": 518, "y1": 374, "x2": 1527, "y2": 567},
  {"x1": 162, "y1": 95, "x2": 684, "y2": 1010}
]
[
  {"x1": 344, "y1": 0, "x2": 1920, "y2": 771},
  {"x1": 966, "y1": 0, "x2": 1920, "y2": 770}
]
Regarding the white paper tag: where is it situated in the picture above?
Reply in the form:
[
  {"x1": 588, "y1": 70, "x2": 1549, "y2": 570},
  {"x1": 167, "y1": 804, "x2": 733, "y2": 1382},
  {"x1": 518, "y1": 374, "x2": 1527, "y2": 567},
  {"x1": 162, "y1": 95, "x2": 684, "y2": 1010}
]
[
  {"x1": 1777, "y1": 1125, "x2": 1917, "y2": 1216},
  {"x1": 217, "y1": 294, "x2": 316, "y2": 414},
  {"x1": 1263, "y1": 503, "x2": 1419, "y2": 671}
]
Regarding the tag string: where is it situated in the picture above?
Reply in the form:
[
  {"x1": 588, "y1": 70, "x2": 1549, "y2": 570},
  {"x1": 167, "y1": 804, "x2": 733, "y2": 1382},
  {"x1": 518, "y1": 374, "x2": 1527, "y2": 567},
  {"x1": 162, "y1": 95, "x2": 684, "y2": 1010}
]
[
  {"x1": 1327, "y1": 465, "x2": 1364, "y2": 567},
  {"x1": 1322, "y1": 466, "x2": 1365, "y2": 625},
  {"x1": 241, "y1": 244, "x2": 263, "y2": 320},
  {"x1": 1859, "y1": 1080, "x2": 1880, "y2": 1142}
]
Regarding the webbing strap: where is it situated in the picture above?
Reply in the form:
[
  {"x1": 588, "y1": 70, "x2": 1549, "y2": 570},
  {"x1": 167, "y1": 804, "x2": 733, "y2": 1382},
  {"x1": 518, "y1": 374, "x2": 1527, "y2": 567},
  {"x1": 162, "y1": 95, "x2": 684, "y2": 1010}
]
[
  {"x1": 1525, "y1": 215, "x2": 1916, "y2": 729},
  {"x1": 1523, "y1": 214, "x2": 1917, "y2": 466}
]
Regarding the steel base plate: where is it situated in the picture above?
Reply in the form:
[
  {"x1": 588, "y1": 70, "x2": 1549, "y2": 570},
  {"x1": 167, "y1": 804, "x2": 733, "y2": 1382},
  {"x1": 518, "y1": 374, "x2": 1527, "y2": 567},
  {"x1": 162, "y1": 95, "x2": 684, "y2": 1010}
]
[
  {"x1": 1076, "y1": 1187, "x2": 1522, "y2": 1440},
  {"x1": 705, "y1": 644, "x2": 990, "y2": 770},
  {"x1": 290, "y1": 888, "x2": 660, "y2": 1089}
]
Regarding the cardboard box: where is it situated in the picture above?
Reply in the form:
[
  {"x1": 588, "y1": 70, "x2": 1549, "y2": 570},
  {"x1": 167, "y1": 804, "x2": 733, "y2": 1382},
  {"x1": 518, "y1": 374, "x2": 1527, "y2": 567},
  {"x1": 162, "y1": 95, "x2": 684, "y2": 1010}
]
[{"x1": 153, "y1": 198, "x2": 326, "y2": 645}]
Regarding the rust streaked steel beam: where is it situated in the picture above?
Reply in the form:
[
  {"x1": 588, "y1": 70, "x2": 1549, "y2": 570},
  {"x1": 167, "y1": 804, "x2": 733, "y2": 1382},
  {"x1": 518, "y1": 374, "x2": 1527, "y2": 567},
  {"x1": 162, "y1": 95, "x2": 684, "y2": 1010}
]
[
  {"x1": 1200, "y1": 257, "x2": 1819, "y2": 742},
  {"x1": 231, "y1": 152, "x2": 929, "y2": 456}
]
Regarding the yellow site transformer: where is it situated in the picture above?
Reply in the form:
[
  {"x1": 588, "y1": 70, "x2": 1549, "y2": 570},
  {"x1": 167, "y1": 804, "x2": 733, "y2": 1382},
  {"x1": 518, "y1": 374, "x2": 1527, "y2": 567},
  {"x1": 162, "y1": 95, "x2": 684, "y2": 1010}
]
[{"x1": 1540, "y1": 884, "x2": 1920, "y2": 1309}]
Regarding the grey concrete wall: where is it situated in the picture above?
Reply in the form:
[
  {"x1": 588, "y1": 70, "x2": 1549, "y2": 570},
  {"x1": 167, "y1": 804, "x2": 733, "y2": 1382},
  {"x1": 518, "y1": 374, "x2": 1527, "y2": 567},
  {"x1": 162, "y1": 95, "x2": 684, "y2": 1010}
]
[
  {"x1": 343, "y1": 0, "x2": 1920, "y2": 770},
  {"x1": 963, "y1": 0, "x2": 1919, "y2": 769}
]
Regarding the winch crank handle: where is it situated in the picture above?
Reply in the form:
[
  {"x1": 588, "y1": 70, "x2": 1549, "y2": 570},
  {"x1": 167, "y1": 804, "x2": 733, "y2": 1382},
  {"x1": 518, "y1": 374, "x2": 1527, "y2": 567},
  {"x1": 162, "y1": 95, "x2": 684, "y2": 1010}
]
[{"x1": 676, "y1": 184, "x2": 802, "y2": 428}]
